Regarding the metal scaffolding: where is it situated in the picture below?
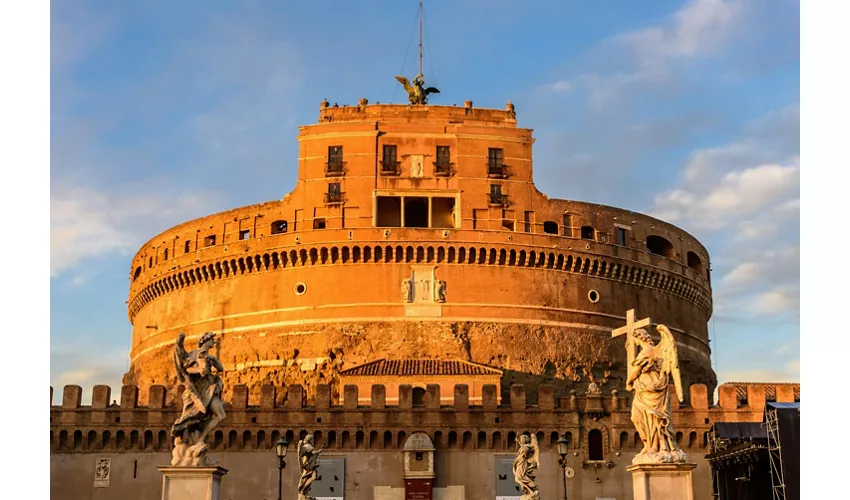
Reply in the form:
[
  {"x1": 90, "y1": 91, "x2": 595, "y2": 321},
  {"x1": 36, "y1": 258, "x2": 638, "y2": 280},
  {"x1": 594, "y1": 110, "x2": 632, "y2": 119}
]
[{"x1": 765, "y1": 408, "x2": 786, "y2": 500}]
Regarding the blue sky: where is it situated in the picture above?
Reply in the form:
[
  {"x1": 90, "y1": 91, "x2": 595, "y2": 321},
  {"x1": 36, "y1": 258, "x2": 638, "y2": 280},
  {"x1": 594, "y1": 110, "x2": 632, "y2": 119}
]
[{"x1": 50, "y1": 0, "x2": 800, "y2": 400}]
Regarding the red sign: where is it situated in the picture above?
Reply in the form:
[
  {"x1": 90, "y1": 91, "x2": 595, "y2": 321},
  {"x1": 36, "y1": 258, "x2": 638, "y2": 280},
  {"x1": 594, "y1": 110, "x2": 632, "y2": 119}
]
[{"x1": 404, "y1": 478, "x2": 433, "y2": 500}]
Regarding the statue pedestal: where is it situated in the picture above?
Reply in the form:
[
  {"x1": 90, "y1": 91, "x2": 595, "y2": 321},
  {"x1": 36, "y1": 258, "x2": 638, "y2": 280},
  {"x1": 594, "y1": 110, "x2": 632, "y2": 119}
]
[
  {"x1": 158, "y1": 466, "x2": 228, "y2": 500},
  {"x1": 626, "y1": 463, "x2": 696, "y2": 500}
]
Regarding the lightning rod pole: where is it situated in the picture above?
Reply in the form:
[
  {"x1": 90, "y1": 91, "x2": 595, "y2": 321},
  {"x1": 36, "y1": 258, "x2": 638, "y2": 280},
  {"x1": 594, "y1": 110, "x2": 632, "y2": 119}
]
[{"x1": 418, "y1": 0, "x2": 423, "y2": 77}]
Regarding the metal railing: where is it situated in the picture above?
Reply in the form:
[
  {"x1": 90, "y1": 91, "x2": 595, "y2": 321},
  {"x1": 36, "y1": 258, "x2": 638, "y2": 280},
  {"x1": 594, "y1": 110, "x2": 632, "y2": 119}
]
[{"x1": 325, "y1": 161, "x2": 347, "y2": 176}]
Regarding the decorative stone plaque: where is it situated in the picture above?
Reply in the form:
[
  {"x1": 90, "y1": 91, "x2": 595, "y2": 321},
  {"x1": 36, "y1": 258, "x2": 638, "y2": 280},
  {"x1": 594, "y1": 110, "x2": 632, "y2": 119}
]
[
  {"x1": 94, "y1": 458, "x2": 111, "y2": 488},
  {"x1": 403, "y1": 266, "x2": 445, "y2": 317},
  {"x1": 409, "y1": 155, "x2": 425, "y2": 178}
]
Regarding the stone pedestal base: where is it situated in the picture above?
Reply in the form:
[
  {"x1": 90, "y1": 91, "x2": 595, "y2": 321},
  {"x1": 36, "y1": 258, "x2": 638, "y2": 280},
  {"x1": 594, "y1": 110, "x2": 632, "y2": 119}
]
[
  {"x1": 627, "y1": 463, "x2": 696, "y2": 500},
  {"x1": 158, "y1": 466, "x2": 228, "y2": 500}
]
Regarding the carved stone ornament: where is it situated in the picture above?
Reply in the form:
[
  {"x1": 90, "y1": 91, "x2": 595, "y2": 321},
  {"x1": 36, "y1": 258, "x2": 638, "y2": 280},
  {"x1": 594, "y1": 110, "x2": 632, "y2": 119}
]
[
  {"x1": 94, "y1": 458, "x2": 111, "y2": 488},
  {"x1": 170, "y1": 332, "x2": 226, "y2": 467}
]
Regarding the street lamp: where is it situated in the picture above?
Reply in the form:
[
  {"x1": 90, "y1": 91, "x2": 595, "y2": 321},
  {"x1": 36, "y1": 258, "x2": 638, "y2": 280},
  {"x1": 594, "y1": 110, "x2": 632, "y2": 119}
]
[
  {"x1": 276, "y1": 436, "x2": 289, "y2": 500},
  {"x1": 556, "y1": 434, "x2": 571, "y2": 500}
]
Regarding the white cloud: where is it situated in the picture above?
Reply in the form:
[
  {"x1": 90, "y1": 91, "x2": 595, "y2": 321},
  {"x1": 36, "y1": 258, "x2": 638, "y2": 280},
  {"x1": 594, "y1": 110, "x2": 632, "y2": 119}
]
[
  {"x1": 652, "y1": 160, "x2": 799, "y2": 230},
  {"x1": 50, "y1": 184, "x2": 221, "y2": 277},
  {"x1": 51, "y1": 341, "x2": 130, "y2": 405},
  {"x1": 717, "y1": 360, "x2": 799, "y2": 384},
  {"x1": 618, "y1": 0, "x2": 745, "y2": 64},
  {"x1": 544, "y1": 0, "x2": 749, "y2": 105},
  {"x1": 750, "y1": 286, "x2": 799, "y2": 315}
]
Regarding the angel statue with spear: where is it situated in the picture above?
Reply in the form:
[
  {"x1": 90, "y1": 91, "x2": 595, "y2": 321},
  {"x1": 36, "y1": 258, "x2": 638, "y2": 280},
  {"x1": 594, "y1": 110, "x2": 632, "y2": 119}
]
[
  {"x1": 169, "y1": 331, "x2": 226, "y2": 466},
  {"x1": 512, "y1": 433, "x2": 540, "y2": 500},
  {"x1": 626, "y1": 325, "x2": 687, "y2": 465}
]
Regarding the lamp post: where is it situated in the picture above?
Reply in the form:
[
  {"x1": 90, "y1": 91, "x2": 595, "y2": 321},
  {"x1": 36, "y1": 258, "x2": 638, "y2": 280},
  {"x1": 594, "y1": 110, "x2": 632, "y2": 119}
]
[
  {"x1": 556, "y1": 434, "x2": 571, "y2": 500},
  {"x1": 276, "y1": 436, "x2": 289, "y2": 500}
]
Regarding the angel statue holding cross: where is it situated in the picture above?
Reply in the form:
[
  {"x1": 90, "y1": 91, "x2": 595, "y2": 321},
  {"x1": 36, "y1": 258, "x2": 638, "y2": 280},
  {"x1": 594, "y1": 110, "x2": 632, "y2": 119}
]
[{"x1": 613, "y1": 310, "x2": 687, "y2": 465}]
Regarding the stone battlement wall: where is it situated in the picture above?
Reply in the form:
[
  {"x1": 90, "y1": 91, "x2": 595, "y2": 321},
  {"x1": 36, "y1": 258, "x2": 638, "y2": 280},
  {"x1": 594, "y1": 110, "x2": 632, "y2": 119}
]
[
  {"x1": 316, "y1": 103, "x2": 518, "y2": 127},
  {"x1": 51, "y1": 382, "x2": 792, "y2": 456}
]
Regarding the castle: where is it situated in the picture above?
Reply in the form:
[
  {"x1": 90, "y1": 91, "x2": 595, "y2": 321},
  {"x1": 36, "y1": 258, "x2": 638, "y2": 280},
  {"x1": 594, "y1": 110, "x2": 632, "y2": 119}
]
[{"x1": 50, "y1": 97, "x2": 795, "y2": 500}]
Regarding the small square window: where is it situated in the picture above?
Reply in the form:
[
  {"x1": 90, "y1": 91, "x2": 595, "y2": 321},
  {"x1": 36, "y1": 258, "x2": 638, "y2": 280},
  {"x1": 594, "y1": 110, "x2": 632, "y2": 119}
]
[
  {"x1": 239, "y1": 229, "x2": 250, "y2": 240},
  {"x1": 204, "y1": 235, "x2": 216, "y2": 247},
  {"x1": 313, "y1": 218, "x2": 326, "y2": 230},
  {"x1": 415, "y1": 452, "x2": 423, "y2": 461},
  {"x1": 617, "y1": 228, "x2": 628, "y2": 246}
]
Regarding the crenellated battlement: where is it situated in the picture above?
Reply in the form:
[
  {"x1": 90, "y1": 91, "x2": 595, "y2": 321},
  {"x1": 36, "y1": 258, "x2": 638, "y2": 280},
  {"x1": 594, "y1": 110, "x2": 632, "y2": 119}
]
[{"x1": 50, "y1": 382, "x2": 797, "y2": 456}]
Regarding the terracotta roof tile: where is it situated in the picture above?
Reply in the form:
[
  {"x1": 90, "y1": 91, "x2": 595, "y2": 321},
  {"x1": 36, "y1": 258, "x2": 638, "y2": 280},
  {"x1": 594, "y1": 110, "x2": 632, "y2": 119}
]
[
  {"x1": 339, "y1": 359, "x2": 503, "y2": 377},
  {"x1": 726, "y1": 382, "x2": 800, "y2": 402}
]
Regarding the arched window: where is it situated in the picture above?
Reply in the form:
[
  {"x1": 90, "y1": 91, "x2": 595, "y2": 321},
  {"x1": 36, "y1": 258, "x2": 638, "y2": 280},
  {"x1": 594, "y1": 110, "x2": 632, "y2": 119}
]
[
  {"x1": 184, "y1": 240, "x2": 192, "y2": 253},
  {"x1": 543, "y1": 221, "x2": 559, "y2": 234},
  {"x1": 581, "y1": 226, "x2": 595, "y2": 240},
  {"x1": 271, "y1": 220, "x2": 288, "y2": 234},
  {"x1": 133, "y1": 267, "x2": 142, "y2": 281},
  {"x1": 687, "y1": 251, "x2": 703, "y2": 273},
  {"x1": 588, "y1": 429, "x2": 604, "y2": 460},
  {"x1": 646, "y1": 235, "x2": 675, "y2": 258}
]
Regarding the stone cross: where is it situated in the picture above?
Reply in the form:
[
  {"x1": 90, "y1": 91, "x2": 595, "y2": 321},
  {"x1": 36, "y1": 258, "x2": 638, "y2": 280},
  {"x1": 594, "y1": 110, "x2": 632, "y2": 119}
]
[{"x1": 612, "y1": 309, "x2": 651, "y2": 378}]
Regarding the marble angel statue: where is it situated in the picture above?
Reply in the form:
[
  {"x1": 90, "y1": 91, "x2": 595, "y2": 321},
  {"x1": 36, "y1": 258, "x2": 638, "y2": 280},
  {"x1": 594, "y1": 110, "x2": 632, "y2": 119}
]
[
  {"x1": 169, "y1": 332, "x2": 226, "y2": 466},
  {"x1": 626, "y1": 325, "x2": 687, "y2": 464},
  {"x1": 512, "y1": 434, "x2": 540, "y2": 500},
  {"x1": 297, "y1": 435, "x2": 323, "y2": 500}
]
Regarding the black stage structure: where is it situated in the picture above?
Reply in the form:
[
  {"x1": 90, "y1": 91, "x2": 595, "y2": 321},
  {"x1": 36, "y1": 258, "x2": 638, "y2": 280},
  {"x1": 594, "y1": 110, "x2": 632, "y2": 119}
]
[{"x1": 706, "y1": 402, "x2": 799, "y2": 500}]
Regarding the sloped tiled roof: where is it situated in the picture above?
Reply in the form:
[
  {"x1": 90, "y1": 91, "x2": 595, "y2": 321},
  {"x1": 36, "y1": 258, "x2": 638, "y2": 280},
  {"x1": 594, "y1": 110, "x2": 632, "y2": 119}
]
[
  {"x1": 727, "y1": 382, "x2": 800, "y2": 402},
  {"x1": 339, "y1": 359, "x2": 504, "y2": 377}
]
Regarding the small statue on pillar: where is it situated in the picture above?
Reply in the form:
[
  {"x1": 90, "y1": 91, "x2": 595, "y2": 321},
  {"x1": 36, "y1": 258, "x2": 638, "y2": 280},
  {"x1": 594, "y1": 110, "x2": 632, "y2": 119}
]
[
  {"x1": 170, "y1": 332, "x2": 226, "y2": 466},
  {"x1": 297, "y1": 435, "x2": 323, "y2": 500},
  {"x1": 512, "y1": 434, "x2": 540, "y2": 500}
]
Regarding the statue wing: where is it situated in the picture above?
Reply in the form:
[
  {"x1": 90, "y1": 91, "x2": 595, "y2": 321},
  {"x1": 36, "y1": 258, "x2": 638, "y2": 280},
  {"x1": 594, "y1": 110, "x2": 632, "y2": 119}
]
[
  {"x1": 657, "y1": 325, "x2": 684, "y2": 403},
  {"x1": 173, "y1": 333, "x2": 188, "y2": 383},
  {"x1": 424, "y1": 87, "x2": 440, "y2": 95},
  {"x1": 395, "y1": 76, "x2": 413, "y2": 93},
  {"x1": 530, "y1": 434, "x2": 540, "y2": 467}
]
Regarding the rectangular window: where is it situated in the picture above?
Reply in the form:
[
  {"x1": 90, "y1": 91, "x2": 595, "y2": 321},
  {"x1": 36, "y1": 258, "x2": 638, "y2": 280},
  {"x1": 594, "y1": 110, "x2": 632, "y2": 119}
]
[
  {"x1": 328, "y1": 146, "x2": 343, "y2": 162},
  {"x1": 524, "y1": 211, "x2": 533, "y2": 233},
  {"x1": 204, "y1": 235, "x2": 216, "y2": 247},
  {"x1": 239, "y1": 229, "x2": 250, "y2": 240},
  {"x1": 184, "y1": 240, "x2": 192, "y2": 253},
  {"x1": 488, "y1": 148, "x2": 504, "y2": 177},
  {"x1": 376, "y1": 196, "x2": 402, "y2": 227},
  {"x1": 164, "y1": 248, "x2": 169, "y2": 260},
  {"x1": 431, "y1": 197, "x2": 456, "y2": 228},
  {"x1": 382, "y1": 145, "x2": 398, "y2": 174},
  {"x1": 326, "y1": 183, "x2": 343, "y2": 204},
  {"x1": 327, "y1": 146, "x2": 344, "y2": 176},
  {"x1": 435, "y1": 146, "x2": 451, "y2": 176},
  {"x1": 313, "y1": 218, "x2": 326, "y2": 230},
  {"x1": 489, "y1": 184, "x2": 504, "y2": 205},
  {"x1": 618, "y1": 228, "x2": 627, "y2": 246}
]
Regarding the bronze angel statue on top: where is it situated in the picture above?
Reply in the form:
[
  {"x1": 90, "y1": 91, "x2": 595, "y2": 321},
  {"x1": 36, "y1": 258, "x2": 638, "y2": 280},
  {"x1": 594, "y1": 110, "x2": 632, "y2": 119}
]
[
  {"x1": 626, "y1": 325, "x2": 687, "y2": 464},
  {"x1": 512, "y1": 433, "x2": 540, "y2": 500},
  {"x1": 395, "y1": 73, "x2": 440, "y2": 105},
  {"x1": 297, "y1": 435, "x2": 323, "y2": 500},
  {"x1": 169, "y1": 332, "x2": 226, "y2": 466}
]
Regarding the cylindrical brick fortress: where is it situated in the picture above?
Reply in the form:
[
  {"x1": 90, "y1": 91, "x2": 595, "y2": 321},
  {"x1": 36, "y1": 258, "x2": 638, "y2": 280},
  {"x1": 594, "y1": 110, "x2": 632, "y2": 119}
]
[{"x1": 123, "y1": 101, "x2": 715, "y2": 404}]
